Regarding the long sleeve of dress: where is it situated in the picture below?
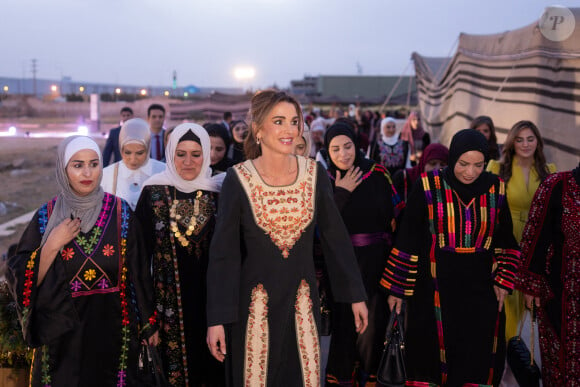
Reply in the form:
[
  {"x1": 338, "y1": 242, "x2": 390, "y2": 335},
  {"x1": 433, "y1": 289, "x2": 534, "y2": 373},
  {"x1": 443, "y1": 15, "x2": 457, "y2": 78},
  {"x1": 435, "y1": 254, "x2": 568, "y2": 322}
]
[
  {"x1": 333, "y1": 186, "x2": 352, "y2": 212},
  {"x1": 206, "y1": 169, "x2": 243, "y2": 326},
  {"x1": 6, "y1": 210, "x2": 79, "y2": 347},
  {"x1": 491, "y1": 193, "x2": 521, "y2": 292},
  {"x1": 125, "y1": 212, "x2": 158, "y2": 339},
  {"x1": 516, "y1": 174, "x2": 564, "y2": 299},
  {"x1": 380, "y1": 179, "x2": 425, "y2": 298},
  {"x1": 315, "y1": 163, "x2": 367, "y2": 303}
]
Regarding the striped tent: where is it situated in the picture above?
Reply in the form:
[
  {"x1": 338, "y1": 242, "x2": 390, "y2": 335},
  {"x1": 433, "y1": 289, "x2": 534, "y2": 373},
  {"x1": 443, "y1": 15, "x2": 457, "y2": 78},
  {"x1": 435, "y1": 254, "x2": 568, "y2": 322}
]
[{"x1": 414, "y1": 6, "x2": 580, "y2": 170}]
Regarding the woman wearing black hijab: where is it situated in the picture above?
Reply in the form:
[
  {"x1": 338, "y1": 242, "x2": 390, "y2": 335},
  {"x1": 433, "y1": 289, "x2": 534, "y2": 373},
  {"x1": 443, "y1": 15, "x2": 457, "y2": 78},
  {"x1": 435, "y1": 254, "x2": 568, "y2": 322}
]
[
  {"x1": 323, "y1": 121, "x2": 403, "y2": 385},
  {"x1": 382, "y1": 129, "x2": 520, "y2": 386}
]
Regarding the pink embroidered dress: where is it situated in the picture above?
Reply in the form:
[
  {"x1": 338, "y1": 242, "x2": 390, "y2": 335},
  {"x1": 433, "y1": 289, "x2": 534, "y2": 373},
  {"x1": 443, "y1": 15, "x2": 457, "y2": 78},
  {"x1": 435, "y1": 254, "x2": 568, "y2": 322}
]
[
  {"x1": 207, "y1": 156, "x2": 367, "y2": 387},
  {"x1": 7, "y1": 193, "x2": 157, "y2": 387}
]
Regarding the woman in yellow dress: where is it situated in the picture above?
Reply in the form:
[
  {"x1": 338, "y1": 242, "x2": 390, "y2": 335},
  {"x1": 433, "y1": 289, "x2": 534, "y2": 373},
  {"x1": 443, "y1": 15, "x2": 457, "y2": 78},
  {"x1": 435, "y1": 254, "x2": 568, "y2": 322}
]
[{"x1": 486, "y1": 120, "x2": 556, "y2": 340}]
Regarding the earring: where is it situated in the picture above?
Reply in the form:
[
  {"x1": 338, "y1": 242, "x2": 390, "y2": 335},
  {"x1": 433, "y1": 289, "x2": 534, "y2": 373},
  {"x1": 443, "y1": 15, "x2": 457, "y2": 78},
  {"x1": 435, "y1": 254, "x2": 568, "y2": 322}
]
[{"x1": 256, "y1": 137, "x2": 261, "y2": 145}]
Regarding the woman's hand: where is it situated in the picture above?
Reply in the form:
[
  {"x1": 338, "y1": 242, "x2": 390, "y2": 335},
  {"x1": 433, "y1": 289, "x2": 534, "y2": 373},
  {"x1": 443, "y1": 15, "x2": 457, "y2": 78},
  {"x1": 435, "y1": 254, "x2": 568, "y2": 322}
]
[
  {"x1": 493, "y1": 285, "x2": 509, "y2": 312},
  {"x1": 38, "y1": 217, "x2": 81, "y2": 284},
  {"x1": 352, "y1": 302, "x2": 368, "y2": 334},
  {"x1": 335, "y1": 166, "x2": 362, "y2": 192},
  {"x1": 207, "y1": 325, "x2": 227, "y2": 362},
  {"x1": 45, "y1": 217, "x2": 81, "y2": 251},
  {"x1": 524, "y1": 294, "x2": 541, "y2": 309},
  {"x1": 388, "y1": 295, "x2": 403, "y2": 314}
]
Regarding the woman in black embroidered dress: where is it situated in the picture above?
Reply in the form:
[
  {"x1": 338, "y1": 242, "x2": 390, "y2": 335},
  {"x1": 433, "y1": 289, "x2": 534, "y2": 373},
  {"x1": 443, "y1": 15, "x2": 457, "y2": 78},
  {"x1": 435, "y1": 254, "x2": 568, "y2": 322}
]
[
  {"x1": 7, "y1": 136, "x2": 158, "y2": 387},
  {"x1": 135, "y1": 123, "x2": 225, "y2": 386},
  {"x1": 323, "y1": 121, "x2": 403, "y2": 386},
  {"x1": 206, "y1": 90, "x2": 368, "y2": 387},
  {"x1": 383, "y1": 130, "x2": 521, "y2": 386},
  {"x1": 517, "y1": 163, "x2": 580, "y2": 387}
]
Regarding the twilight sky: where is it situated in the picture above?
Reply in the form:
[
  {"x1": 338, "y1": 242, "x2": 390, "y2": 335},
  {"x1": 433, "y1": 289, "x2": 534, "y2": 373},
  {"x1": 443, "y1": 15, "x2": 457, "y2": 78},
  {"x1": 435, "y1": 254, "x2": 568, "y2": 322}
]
[{"x1": 2, "y1": 0, "x2": 577, "y2": 89}]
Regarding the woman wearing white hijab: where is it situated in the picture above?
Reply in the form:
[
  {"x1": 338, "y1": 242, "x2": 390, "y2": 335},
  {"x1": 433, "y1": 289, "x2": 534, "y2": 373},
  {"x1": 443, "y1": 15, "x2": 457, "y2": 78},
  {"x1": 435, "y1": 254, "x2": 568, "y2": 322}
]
[
  {"x1": 135, "y1": 123, "x2": 225, "y2": 386},
  {"x1": 101, "y1": 118, "x2": 165, "y2": 210},
  {"x1": 370, "y1": 117, "x2": 412, "y2": 175},
  {"x1": 7, "y1": 136, "x2": 158, "y2": 387}
]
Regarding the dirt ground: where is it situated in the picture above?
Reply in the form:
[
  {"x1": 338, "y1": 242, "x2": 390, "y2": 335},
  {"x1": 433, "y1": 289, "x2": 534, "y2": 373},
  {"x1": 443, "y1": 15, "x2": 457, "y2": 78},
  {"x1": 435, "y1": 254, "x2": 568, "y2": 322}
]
[{"x1": 0, "y1": 137, "x2": 106, "y2": 255}]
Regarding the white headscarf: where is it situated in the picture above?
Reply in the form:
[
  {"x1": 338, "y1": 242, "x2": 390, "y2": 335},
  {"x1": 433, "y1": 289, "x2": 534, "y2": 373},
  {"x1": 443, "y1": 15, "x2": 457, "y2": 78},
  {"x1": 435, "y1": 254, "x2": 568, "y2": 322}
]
[
  {"x1": 380, "y1": 117, "x2": 401, "y2": 146},
  {"x1": 41, "y1": 136, "x2": 105, "y2": 246},
  {"x1": 119, "y1": 118, "x2": 151, "y2": 152},
  {"x1": 143, "y1": 123, "x2": 224, "y2": 193}
]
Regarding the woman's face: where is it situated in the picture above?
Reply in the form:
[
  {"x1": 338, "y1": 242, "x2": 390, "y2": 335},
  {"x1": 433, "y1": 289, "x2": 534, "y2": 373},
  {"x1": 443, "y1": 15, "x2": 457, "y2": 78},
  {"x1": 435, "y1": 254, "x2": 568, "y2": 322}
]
[
  {"x1": 121, "y1": 143, "x2": 148, "y2": 170},
  {"x1": 329, "y1": 135, "x2": 356, "y2": 171},
  {"x1": 453, "y1": 150, "x2": 485, "y2": 185},
  {"x1": 513, "y1": 128, "x2": 537, "y2": 160},
  {"x1": 256, "y1": 102, "x2": 300, "y2": 156},
  {"x1": 66, "y1": 149, "x2": 101, "y2": 196},
  {"x1": 174, "y1": 140, "x2": 204, "y2": 180},
  {"x1": 475, "y1": 124, "x2": 491, "y2": 141},
  {"x1": 382, "y1": 121, "x2": 397, "y2": 137},
  {"x1": 209, "y1": 136, "x2": 227, "y2": 166},
  {"x1": 410, "y1": 115, "x2": 419, "y2": 130},
  {"x1": 232, "y1": 122, "x2": 248, "y2": 143},
  {"x1": 424, "y1": 158, "x2": 447, "y2": 173},
  {"x1": 294, "y1": 136, "x2": 307, "y2": 156}
]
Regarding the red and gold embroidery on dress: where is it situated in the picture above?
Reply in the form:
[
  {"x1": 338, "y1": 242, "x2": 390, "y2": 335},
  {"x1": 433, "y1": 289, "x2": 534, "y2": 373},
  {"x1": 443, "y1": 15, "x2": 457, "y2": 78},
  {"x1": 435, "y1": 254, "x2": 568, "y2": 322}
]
[
  {"x1": 235, "y1": 157, "x2": 316, "y2": 258},
  {"x1": 295, "y1": 279, "x2": 320, "y2": 387},
  {"x1": 244, "y1": 284, "x2": 269, "y2": 387}
]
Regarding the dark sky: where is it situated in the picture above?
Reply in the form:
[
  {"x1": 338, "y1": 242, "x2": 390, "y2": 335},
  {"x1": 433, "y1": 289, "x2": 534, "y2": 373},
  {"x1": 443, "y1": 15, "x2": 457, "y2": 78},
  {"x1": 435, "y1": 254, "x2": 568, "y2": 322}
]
[{"x1": 3, "y1": 0, "x2": 577, "y2": 88}]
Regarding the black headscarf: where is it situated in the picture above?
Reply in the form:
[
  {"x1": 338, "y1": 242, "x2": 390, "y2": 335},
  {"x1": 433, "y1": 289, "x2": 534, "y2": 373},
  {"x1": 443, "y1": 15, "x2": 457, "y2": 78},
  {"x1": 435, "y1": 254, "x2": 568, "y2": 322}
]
[
  {"x1": 324, "y1": 121, "x2": 374, "y2": 178},
  {"x1": 442, "y1": 129, "x2": 496, "y2": 202}
]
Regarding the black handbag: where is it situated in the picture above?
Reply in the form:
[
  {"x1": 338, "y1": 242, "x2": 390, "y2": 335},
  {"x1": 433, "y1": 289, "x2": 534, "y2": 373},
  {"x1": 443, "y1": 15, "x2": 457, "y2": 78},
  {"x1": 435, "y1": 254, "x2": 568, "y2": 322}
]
[
  {"x1": 507, "y1": 305, "x2": 541, "y2": 387},
  {"x1": 138, "y1": 344, "x2": 170, "y2": 387},
  {"x1": 377, "y1": 303, "x2": 407, "y2": 387}
]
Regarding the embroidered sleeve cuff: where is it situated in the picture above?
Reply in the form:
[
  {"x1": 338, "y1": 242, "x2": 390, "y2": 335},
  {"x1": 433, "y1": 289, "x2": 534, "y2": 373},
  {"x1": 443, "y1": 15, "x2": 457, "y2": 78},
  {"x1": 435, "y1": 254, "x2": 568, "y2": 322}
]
[
  {"x1": 380, "y1": 248, "x2": 418, "y2": 298},
  {"x1": 493, "y1": 248, "x2": 521, "y2": 292},
  {"x1": 516, "y1": 269, "x2": 553, "y2": 300}
]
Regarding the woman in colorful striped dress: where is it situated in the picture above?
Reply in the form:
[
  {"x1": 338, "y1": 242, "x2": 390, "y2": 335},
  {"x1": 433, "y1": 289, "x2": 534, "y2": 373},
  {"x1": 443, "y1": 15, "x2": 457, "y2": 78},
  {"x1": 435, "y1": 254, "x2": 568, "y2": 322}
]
[{"x1": 383, "y1": 129, "x2": 521, "y2": 386}]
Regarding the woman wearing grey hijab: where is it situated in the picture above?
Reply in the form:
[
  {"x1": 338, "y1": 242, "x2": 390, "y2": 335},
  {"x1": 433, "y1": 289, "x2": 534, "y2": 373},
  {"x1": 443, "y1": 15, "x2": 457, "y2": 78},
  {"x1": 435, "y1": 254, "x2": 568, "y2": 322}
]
[
  {"x1": 101, "y1": 118, "x2": 165, "y2": 210},
  {"x1": 7, "y1": 135, "x2": 158, "y2": 387}
]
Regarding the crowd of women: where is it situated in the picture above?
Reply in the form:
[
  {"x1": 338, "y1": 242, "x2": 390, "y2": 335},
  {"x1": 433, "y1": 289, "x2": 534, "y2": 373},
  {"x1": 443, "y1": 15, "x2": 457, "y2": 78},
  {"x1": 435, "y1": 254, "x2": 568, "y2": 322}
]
[{"x1": 5, "y1": 89, "x2": 579, "y2": 387}]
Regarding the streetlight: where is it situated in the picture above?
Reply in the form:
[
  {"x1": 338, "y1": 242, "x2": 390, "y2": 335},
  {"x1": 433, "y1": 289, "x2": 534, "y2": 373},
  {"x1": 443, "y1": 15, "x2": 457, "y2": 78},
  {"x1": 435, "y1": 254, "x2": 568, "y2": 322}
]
[
  {"x1": 79, "y1": 86, "x2": 85, "y2": 93},
  {"x1": 50, "y1": 84, "x2": 58, "y2": 93},
  {"x1": 115, "y1": 88, "x2": 122, "y2": 95},
  {"x1": 3, "y1": 86, "x2": 8, "y2": 93},
  {"x1": 234, "y1": 66, "x2": 256, "y2": 92},
  {"x1": 140, "y1": 89, "x2": 147, "y2": 96},
  {"x1": 164, "y1": 90, "x2": 169, "y2": 97}
]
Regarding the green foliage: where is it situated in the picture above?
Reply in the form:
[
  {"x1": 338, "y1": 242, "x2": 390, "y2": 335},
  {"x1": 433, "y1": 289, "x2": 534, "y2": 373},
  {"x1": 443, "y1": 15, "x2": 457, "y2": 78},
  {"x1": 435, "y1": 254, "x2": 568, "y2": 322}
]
[{"x1": 0, "y1": 281, "x2": 32, "y2": 368}]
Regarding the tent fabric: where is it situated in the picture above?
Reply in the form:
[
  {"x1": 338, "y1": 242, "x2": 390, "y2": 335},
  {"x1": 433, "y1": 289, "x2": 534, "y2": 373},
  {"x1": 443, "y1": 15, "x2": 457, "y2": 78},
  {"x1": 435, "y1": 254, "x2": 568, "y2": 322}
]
[{"x1": 414, "y1": 7, "x2": 580, "y2": 170}]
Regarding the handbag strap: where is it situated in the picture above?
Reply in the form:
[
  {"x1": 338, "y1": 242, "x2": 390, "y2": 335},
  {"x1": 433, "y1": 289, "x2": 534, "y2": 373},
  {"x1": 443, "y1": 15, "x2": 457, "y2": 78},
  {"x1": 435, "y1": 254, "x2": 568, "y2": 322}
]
[
  {"x1": 112, "y1": 162, "x2": 119, "y2": 196},
  {"x1": 385, "y1": 301, "x2": 406, "y2": 344}
]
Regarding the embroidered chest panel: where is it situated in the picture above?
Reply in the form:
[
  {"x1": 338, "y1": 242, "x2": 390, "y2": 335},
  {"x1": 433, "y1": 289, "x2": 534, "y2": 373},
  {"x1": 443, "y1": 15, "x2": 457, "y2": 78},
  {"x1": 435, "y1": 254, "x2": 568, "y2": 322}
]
[
  {"x1": 421, "y1": 170, "x2": 504, "y2": 253},
  {"x1": 234, "y1": 158, "x2": 316, "y2": 258},
  {"x1": 562, "y1": 174, "x2": 580, "y2": 257},
  {"x1": 379, "y1": 140, "x2": 405, "y2": 168},
  {"x1": 38, "y1": 193, "x2": 127, "y2": 297}
]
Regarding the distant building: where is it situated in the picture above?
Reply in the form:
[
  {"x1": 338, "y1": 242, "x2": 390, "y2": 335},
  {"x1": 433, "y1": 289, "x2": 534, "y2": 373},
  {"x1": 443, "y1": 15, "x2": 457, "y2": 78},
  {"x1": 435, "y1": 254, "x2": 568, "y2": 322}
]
[
  {"x1": 0, "y1": 76, "x2": 243, "y2": 97},
  {"x1": 290, "y1": 75, "x2": 416, "y2": 105}
]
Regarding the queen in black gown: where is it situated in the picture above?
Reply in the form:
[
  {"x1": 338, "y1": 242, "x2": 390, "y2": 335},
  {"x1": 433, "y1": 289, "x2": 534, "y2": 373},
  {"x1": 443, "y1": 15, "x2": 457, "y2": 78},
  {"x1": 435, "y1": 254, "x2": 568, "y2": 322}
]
[
  {"x1": 206, "y1": 90, "x2": 368, "y2": 387},
  {"x1": 383, "y1": 129, "x2": 520, "y2": 386},
  {"x1": 7, "y1": 136, "x2": 158, "y2": 387},
  {"x1": 136, "y1": 123, "x2": 225, "y2": 386}
]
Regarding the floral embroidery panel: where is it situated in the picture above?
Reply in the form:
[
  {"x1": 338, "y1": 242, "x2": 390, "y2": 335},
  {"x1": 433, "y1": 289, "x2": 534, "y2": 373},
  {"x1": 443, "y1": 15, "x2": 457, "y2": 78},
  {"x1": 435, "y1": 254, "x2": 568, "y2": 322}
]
[
  {"x1": 295, "y1": 280, "x2": 320, "y2": 387},
  {"x1": 244, "y1": 284, "x2": 269, "y2": 387},
  {"x1": 234, "y1": 158, "x2": 317, "y2": 258}
]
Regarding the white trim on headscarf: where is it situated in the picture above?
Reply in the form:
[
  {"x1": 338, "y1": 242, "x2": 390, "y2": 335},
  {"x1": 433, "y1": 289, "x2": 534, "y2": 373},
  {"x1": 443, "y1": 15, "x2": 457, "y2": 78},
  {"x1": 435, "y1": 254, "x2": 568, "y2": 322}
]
[
  {"x1": 119, "y1": 118, "x2": 151, "y2": 151},
  {"x1": 380, "y1": 117, "x2": 401, "y2": 146},
  {"x1": 143, "y1": 123, "x2": 224, "y2": 193},
  {"x1": 64, "y1": 136, "x2": 102, "y2": 165}
]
